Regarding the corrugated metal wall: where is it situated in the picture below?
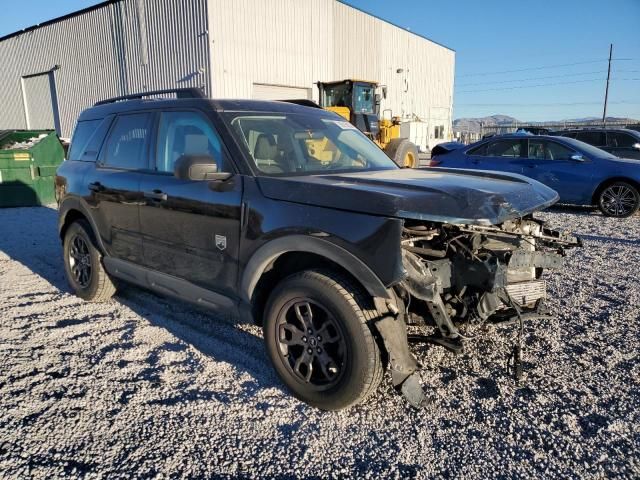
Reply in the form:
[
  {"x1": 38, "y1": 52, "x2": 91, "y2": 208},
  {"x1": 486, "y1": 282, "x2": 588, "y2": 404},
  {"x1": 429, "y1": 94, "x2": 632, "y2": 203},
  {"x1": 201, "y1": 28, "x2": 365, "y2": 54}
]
[
  {"x1": 207, "y1": 0, "x2": 455, "y2": 146},
  {"x1": 0, "y1": 0, "x2": 210, "y2": 137},
  {"x1": 207, "y1": 0, "x2": 334, "y2": 101},
  {"x1": 0, "y1": 0, "x2": 454, "y2": 144}
]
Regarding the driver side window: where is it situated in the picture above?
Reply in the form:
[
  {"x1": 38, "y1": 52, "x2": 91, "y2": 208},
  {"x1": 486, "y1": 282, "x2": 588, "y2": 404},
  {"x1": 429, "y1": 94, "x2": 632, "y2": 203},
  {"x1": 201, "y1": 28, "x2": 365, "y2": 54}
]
[
  {"x1": 156, "y1": 111, "x2": 226, "y2": 173},
  {"x1": 545, "y1": 141, "x2": 574, "y2": 160}
]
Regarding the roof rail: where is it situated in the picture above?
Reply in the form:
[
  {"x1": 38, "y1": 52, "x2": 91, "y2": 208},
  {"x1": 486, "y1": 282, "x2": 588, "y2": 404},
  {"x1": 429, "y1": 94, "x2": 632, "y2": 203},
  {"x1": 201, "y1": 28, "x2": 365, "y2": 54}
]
[{"x1": 94, "y1": 87, "x2": 206, "y2": 106}]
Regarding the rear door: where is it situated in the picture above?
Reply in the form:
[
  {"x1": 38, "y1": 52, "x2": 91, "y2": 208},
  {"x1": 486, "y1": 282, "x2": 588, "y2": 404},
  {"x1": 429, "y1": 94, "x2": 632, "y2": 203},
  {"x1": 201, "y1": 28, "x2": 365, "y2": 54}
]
[
  {"x1": 138, "y1": 110, "x2": 243, "y2": 299},
  {"x1": 466, "y1": 138, "x2": 526, "y2": 174},
  {"x1": 88, "y1": 113, "x2": 151, "y2": 264},
  {"x1": 521, "y1": 139, "x2": 594, "y2": 203},
  {"x1": 606, "y1": 131, "x2": 640, "y2": 159}
]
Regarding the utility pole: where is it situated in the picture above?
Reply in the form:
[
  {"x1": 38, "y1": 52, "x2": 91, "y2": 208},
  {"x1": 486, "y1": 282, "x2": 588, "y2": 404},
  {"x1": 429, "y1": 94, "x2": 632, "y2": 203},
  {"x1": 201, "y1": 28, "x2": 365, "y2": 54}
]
[{"x1": 602, "y1": 44, "x2": 613, "y2": 125}]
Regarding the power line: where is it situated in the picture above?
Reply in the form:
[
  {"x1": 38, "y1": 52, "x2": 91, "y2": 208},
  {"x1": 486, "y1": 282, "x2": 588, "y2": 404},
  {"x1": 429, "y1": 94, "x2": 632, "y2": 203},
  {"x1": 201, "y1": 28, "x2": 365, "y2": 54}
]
[
  {"x1": 456, "y1": 70, "x2": 607, "y2": 87},
  {"x1": 456, "y1": 58, "x2": 634, "y2": 78},
  {"x1": 457, "y1": 78, "x2": 605, "y2": 93},
  {"x1": 457, "y1": 77, "x2": 640, "y2": 94}
]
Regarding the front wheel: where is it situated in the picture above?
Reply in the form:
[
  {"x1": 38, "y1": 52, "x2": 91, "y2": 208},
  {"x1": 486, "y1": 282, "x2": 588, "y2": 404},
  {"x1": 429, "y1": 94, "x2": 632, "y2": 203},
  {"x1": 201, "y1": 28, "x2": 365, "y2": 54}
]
[
  {"x1": 598, "y1": 181, "x2": 640, "y2": 217},
  {"x1": 263, "y1": 270, "x2": 383, "y2": 410}
]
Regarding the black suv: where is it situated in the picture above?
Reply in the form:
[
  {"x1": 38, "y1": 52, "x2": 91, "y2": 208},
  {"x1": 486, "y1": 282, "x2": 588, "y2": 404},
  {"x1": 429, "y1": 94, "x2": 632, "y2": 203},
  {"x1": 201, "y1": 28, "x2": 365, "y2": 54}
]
[
  {"x1": 553, "y1": 128, "x2": 640, "y2": 160},
  {"x1": 56, "y1": 89, "x2": 579, "y2": 410}
]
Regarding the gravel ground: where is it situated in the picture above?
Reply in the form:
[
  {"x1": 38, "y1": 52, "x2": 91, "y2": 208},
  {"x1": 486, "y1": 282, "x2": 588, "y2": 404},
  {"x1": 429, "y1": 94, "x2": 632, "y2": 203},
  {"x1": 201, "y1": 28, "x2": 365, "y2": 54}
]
[{"x1": 0, "y1": 205, "x2": 638, "y2": 478}]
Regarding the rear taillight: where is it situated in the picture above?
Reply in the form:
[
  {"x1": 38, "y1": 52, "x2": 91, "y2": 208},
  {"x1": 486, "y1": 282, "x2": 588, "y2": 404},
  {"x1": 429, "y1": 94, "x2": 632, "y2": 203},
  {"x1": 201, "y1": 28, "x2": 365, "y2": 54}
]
[{"x1": 424, "y1": 158, "x2": 441, "y2": 167}]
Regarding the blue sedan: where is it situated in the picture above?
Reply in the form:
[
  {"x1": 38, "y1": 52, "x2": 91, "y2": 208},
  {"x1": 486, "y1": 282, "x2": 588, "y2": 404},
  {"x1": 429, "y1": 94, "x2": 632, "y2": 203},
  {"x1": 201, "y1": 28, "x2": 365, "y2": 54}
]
[{"x1": 431, "y1": 134, "x2": 640, "y2": 217}]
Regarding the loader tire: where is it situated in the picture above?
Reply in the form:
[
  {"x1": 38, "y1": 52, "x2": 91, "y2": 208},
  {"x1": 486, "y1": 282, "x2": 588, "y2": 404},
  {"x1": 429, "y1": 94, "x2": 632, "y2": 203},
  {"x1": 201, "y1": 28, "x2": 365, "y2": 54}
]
[{"x1": 385, "y1": 138, "x2": 419, "y2": 168}]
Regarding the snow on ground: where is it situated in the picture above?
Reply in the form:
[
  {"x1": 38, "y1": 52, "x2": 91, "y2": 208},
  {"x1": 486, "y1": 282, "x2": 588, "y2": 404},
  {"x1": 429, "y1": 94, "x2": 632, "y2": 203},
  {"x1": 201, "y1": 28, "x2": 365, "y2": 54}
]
[{"x1": 0, "y1": 206, "x2": 638, "y2": 478}]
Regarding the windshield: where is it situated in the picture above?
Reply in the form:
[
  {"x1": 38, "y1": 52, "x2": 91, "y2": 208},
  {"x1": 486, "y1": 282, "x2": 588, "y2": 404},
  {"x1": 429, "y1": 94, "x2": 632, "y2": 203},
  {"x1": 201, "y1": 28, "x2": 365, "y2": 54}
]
[
  {"x1": 561, "y1": 137, "x2": 618, "y2": 160},
  {"x1": 224, "y1": 112, "x2": 398, "y2": 175}
]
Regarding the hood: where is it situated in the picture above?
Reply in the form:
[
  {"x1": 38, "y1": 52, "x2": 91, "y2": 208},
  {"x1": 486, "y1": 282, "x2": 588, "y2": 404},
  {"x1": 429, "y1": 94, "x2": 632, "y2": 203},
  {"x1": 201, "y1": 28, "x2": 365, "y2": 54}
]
[{"x1": 256, "y1": 167, "x2": 559, "y2": 226}]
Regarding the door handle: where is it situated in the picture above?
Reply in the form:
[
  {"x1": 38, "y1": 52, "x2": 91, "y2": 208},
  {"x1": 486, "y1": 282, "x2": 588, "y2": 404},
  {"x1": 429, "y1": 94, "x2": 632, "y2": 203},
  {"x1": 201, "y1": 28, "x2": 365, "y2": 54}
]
[
  {"x1": 144, "y1": 190, "x2": 168, "y2": 201},
  {"x1": 88, "y1": 181, "x2": 104, "y2": 192}
]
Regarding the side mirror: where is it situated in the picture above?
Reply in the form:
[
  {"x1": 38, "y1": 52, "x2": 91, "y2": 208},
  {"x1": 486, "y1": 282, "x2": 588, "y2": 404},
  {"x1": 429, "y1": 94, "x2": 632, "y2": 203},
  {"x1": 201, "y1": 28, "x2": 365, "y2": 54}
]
[
  {"x1": 381, "y1": 86, "x2": 388, "y2": 99},
  {"x1": 570, "y1": 154, "x2": 585, "y2": 162},
  {"x1": 633, "y1": 142, "x2": 640, "y2": 151},
  {"x1": 174, "y1": 154, "x2": 230, "y2": 181}
]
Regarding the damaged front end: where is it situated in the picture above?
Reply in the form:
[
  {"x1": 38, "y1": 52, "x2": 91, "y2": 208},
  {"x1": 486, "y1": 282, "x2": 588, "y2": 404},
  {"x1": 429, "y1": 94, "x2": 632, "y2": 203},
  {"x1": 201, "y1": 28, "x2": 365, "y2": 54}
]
[{"x1": 378, "y1": 215, "x2": 581, "y2": 407}]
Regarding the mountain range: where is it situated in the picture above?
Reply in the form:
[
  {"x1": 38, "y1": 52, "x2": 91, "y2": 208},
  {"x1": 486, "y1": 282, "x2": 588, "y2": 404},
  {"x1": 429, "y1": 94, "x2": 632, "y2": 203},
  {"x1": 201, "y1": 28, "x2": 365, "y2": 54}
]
[{"x1": 453, "y1": 115, "x2": 639, "y2": 133}]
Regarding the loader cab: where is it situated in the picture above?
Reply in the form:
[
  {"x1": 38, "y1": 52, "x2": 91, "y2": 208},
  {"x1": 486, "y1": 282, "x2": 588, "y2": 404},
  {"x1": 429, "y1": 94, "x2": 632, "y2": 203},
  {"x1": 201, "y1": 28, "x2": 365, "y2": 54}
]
[{"x1": 317, "y1": 80, "x2": 381, "y2": 140}]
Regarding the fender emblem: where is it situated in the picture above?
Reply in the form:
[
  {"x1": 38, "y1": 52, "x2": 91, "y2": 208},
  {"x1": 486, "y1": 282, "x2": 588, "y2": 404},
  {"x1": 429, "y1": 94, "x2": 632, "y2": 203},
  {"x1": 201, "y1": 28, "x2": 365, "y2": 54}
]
[{"x1": 215, "y1": 235, "x2": 227, "y2": 251}]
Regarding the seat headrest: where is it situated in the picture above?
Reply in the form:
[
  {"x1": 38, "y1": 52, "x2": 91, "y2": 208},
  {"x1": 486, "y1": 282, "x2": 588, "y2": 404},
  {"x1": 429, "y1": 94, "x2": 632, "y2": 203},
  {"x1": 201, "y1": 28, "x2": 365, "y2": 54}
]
[{"x1": 254, "y1": 133, "x2": 278, "y2": 160}]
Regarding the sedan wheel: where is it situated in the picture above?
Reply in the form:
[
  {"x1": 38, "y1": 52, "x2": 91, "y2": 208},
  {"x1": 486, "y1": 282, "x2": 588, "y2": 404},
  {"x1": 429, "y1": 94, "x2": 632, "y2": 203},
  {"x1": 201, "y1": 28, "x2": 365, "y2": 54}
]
[{"x1": 598, "y1": 182, "x2": 640, "y2": 218}]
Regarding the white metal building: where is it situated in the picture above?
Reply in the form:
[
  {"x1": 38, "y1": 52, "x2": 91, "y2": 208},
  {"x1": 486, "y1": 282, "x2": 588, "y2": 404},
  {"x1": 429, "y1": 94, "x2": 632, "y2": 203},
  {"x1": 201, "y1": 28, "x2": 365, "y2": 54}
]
[{"x1": 0, "y1": 0, "x2": 455, "y2": 150}]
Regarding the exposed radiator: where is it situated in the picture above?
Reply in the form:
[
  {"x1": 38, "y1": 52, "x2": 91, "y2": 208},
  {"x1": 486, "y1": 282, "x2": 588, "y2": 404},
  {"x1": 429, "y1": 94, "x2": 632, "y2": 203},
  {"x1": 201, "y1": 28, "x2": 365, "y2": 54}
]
[{"x1": 505, "y1": 280, "x2": 546, "y2": 307}]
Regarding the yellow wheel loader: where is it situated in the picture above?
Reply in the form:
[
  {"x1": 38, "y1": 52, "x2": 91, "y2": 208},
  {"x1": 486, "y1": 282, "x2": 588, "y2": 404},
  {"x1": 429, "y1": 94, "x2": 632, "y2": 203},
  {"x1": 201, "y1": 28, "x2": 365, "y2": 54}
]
[{"x1": 317, "y1": 79, "x2": 419, "y2": 168}]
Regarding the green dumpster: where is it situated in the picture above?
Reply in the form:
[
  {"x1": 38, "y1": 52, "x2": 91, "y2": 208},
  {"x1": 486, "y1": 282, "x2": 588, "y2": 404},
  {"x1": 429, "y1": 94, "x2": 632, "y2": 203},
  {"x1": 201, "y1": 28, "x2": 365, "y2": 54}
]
[{"x1": 0, "y1": 130, "x2": 65, "y2": 207}]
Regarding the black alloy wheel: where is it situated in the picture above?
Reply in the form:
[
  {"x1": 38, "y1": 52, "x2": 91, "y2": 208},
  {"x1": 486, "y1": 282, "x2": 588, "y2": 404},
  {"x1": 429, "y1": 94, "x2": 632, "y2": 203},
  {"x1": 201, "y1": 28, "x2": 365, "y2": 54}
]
[
  {"x1": 263, "y1": 269, "x2": 384, "y2": 410},
  {"x1": 68, "y1": 233, "x2": 92, "y2": 288},
  {"x1": 598, "y1": 182, "x2": 640, "y2": 217},
  {"x1": 63, "y1": 219, "x2": 116, "y2": 302},
  {"x1": 276, "y1": 298, "x2": 347, "y2": 389}
]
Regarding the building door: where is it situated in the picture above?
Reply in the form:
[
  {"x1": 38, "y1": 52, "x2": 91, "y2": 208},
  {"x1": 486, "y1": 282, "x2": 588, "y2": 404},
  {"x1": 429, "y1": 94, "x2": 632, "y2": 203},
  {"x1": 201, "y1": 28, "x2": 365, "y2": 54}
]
[
  {"x1": 252, "y1": 83, "x2": 311, "y2": 101},
  {"x1": 21, "y1": 71, "x2": 61, "y2": 134}
]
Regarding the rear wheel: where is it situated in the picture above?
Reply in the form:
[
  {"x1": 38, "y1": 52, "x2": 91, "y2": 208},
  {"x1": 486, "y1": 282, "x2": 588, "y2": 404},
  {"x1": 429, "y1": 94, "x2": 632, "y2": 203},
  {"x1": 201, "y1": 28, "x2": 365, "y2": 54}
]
[
  {"x1": 63, "y1": 220, "x2": 116, "y2": 302},
  {"x1": 385, "y1": 138, "x2": 419, "y2": 168},
  {"x1": 263, "y1": 269, "x2": 383, "y2": 410},
  {"x1": 597, "y1": 181, "x2": 640, "y2": 217}
]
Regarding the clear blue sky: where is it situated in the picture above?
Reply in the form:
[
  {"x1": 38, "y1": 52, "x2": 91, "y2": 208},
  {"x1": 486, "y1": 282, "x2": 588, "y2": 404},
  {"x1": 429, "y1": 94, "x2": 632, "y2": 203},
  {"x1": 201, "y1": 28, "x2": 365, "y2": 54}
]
[{"x1": 2, "y1": 0, "x2": 639, "y2": 122}]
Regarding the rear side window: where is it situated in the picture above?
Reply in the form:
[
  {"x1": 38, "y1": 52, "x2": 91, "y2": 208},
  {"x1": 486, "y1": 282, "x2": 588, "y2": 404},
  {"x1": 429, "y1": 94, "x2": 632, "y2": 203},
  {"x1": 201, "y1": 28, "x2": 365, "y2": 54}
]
[
  {"x1": 467, "y1": 143, "x2": 488, "y2": 156},
  {"x1": 576, "y1": 131, "x2": 605, "y2": 146},
  {"x1": 68, "y1": 120, "x2": 101, "y2": 161},
  {"x1": 486, "y1": 139, "x2": 522, "y2": 158},
  {"x1": 528, "y1": 140, "x2": 546, "y2": 160},
  {"x1": 102, "y1": 113, "x2": 151, "y2": 169},
  {"x1": 607, "y1": 132, "x2": 636, "y2": 148}
]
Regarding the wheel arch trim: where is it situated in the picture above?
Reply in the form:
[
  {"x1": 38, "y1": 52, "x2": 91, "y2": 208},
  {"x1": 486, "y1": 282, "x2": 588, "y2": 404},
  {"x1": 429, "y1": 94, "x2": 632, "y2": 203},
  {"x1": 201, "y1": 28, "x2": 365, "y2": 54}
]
[
  {"x1": 240, "y1": 235, "x2": 392, "y2": 303},
  {"x1": 58, "y1": 197, "x2": 105, "y2": 252},
  {"x1": 591, "y1": 177, "x2": 640, "y2": 204}
]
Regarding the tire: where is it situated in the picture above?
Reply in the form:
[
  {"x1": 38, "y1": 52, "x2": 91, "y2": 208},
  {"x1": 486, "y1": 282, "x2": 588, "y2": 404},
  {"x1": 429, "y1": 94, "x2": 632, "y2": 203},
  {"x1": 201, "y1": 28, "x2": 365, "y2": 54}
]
[
  {"x1": 597, "y1": 181, "x2": 640, "y2": 217},
  {"x1": 385, "y1": 138, "x2": 419, "y2": 168},
  {"x1": 63, "y1": 219, "x2": 116, "y2": 302},
  {"x1": 263, "y1": 269, "x2": 384, "y2": 410}
]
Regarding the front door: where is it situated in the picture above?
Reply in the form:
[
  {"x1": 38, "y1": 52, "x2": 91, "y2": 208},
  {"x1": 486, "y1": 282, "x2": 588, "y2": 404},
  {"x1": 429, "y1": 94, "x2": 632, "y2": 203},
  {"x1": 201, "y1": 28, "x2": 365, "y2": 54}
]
[
  {"x1": 138, "y1": 110, "x2": 242, "y2": 299},
  {"x1": 88, "y1": 112, "x2": 152, "y2": 264},
  {"x1": 521, "y1": 139, "x2": 594, "y2": 204},
  {"x1": 606, "y1": 131, "x2": 640, "y2": 160}
]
